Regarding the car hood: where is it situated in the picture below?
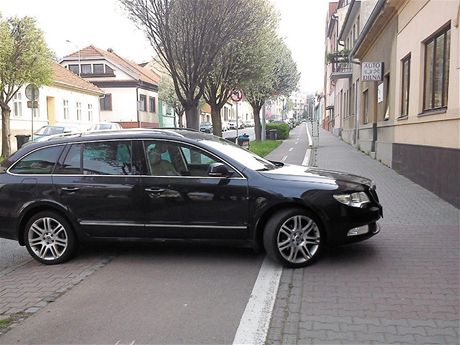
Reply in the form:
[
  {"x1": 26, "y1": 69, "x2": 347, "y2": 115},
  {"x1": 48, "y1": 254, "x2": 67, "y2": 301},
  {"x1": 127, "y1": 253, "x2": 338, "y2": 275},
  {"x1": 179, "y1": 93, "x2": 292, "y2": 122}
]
[{"x1": 260, "y1": 164, "x2": 372, "y2": 187}]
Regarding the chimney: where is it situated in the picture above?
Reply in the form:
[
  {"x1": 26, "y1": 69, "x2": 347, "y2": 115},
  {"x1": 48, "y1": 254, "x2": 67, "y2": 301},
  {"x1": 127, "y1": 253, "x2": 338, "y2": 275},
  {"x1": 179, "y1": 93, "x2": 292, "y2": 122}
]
[{"x1": 107, "y1": 48, "x2": 114, "y2": 53}]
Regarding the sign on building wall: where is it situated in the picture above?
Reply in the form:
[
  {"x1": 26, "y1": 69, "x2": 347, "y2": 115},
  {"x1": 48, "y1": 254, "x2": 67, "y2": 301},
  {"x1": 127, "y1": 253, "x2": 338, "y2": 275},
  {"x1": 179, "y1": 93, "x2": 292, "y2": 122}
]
[{"x1": 361, "y1": 62, "x2": 384, "y2": 81}]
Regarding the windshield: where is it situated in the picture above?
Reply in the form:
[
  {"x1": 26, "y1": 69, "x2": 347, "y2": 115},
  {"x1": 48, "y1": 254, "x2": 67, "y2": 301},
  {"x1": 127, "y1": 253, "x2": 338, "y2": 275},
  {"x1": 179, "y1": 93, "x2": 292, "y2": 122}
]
[
  {"x1": 35, "y1": 126, "x2": 64, "y2": 135},
  {"x1": 200, "y1": 138, "x2": 276, "y2": 171}
]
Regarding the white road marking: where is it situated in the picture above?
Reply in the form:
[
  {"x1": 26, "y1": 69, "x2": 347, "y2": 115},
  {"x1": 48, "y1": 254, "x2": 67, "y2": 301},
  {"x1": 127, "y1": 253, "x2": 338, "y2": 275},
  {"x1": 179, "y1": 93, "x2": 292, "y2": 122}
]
[
  {"x1": 281, "y1": 155, "x2": 287, "y2": 162},
  {"x1": 305, "y1": 122, "x2": 313, "y2": 147},
  {"x1": 289, "y1": 147, "x2": 294, "y2": 152},
  {"x1": 232, "y1": 258, "x2": 283, "y2": 345},
  {"x1": 302, "y1": 123, "x2": 313, "y2": 166}
]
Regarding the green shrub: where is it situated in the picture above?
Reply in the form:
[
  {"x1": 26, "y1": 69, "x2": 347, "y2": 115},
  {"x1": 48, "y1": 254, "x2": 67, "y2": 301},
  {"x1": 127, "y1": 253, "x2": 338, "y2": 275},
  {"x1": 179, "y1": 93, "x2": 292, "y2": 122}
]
[{"x1": 266, "y1": 123, "x2": 290, "y2": 140}]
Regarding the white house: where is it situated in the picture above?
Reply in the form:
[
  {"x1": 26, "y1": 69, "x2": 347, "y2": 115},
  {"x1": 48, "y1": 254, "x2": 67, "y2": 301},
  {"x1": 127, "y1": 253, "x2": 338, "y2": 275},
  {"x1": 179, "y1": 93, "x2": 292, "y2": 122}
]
[
  {"x1": 0, "y1": 62, "x2": 103, "y2": 152},
  {"x1": 60, "y1": 46, "x2": 161, "y2": 128}
]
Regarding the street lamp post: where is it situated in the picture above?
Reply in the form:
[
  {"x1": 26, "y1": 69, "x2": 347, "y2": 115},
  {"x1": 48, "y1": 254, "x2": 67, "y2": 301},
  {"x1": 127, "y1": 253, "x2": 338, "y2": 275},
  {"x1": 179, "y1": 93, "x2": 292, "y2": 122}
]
[{"x1": 66, "y1": 40, "x2": 81, "y2": 76}]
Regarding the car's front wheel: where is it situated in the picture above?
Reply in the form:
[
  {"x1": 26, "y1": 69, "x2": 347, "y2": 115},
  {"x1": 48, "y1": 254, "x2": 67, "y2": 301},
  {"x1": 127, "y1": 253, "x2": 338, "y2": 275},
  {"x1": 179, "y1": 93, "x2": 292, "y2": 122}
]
[
  {"x1": 263, "y1": 208, "x2": 324, "y2": 268},
  {"x1": 24, "y1": 211, "x2": 76, "y2": 265}
]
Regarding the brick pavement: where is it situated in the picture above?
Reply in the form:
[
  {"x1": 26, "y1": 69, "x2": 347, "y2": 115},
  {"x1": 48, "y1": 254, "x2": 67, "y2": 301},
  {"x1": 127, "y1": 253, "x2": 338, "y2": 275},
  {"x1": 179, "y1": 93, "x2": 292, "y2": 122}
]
[
  {"x1": 0, "y1": 251, "x2": 113, "y2": 335},
  {"x1": 267, "y1": 129, "x2": 459, "y2": 344}
]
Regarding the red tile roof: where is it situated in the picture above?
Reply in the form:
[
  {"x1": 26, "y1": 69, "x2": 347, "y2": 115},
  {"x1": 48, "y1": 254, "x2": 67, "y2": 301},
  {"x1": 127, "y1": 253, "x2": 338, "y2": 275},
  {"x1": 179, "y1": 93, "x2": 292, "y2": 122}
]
[
  {"x1": 52, "y1": 62, "x2": 103, "y2": 95},
  {"x1": 65, "y1": 45, "x2": 161, "y2": 86},
  {"x1": 329, "y1": 2, "x2": 339, "y2": 15}
]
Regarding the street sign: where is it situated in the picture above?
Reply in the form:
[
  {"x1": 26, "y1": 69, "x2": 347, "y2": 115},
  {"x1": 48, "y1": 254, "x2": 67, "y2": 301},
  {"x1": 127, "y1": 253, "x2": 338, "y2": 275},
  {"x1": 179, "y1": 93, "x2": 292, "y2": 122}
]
[
  {"x1": 27, "y1": 101, "x2": 39, "y2": 108},
  {"x1": 231, "y1": 89, "x2": 243, "y2": 102},
  {"x1": 361, "y1": 62, "x2": 384, "y2": 81},
  {"x1": 25, "y1": 84, "x2": 39, "y2": 101}
]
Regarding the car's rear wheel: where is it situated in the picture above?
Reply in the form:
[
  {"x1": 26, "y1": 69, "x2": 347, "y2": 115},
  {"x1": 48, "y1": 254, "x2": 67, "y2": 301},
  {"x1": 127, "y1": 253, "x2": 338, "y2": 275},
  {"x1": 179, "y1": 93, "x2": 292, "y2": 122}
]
[
  {"x1": 24, "y1": 211, "x2": 76, "y2": 265},
  {"x1": 263, "y1": 208, "x2": 323, "y2": 268}
]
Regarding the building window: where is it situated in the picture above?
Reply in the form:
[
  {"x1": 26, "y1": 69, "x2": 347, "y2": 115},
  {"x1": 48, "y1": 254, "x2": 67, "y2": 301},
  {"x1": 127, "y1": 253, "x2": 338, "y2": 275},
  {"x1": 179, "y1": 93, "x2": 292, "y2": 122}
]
[
  {"x1": 149, "y1": 96, "x2": 156, "y2": 113},
  {"x1": 76, "y1": 102, "x2": 82, "y2": 121},
  {"x1": 363, "y1": 89, "x2": 369, "y2": 124},
  {"x1": 106, "y1": 65, "x2": 114, "y2": 74},
  {"x1": 68, "y1": 64, "x2": 79, "y2": 74},
  {"x1": 63, "y1": 100, "x2": 69, "y2": 120},
  {"x1": 423, "y1": 24, "x2": 450, "y2": 111},
  {"x1": 100, "y1": 94, "x2": 112, "y2": 111},
  {"x1": 139, "y1": 94, "x2": 147, "y2": 111},
  {"x1": 81, "y1": 64, "x2": 92, "y2": 74},
  {"x1": 384, "y1": 73, "x2": 390, "y2": 120},
  {"x1": 88, "y1": 104, "x2": 93, "y2": 121},
  {"x1": 401, "y1": 55, "x2": 411, "y2": 117},
  {"x1": 13, "y1": 92, "x2": 22, "y2": 117},
  {"x1": 93, "y1": 64, "x2": 104, "y2": 74}
]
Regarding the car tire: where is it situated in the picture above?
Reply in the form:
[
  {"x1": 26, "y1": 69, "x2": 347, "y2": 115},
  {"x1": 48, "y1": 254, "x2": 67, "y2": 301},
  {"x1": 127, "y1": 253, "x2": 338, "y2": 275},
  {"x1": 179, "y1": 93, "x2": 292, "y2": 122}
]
[
  {"x1": 24, "y1": 211, "x2": 77, "y2": 265},
  {"x1": 263, "y1": 208, "x2": 324, "y2": 268}
]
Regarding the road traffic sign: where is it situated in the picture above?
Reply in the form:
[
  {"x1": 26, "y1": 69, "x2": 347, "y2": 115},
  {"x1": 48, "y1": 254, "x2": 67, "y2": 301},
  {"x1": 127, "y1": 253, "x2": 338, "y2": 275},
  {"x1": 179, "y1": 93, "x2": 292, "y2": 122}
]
[
  {"x1": 231, "y1": 89, "x2": 243, "y2": 102},
  {"x1": 25, "y1": 84, "x2": 39, "y2": 101}
]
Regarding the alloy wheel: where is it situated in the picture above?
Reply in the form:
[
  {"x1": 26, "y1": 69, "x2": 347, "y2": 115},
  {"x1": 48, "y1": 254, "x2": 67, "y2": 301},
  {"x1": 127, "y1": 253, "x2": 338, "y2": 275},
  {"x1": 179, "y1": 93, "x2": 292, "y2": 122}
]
[
  {"x1": 28, "y1": 217, "x2": 68, "y2": 261},
  {"x1": 276, "y1": 215, "x2": 321, "y2": 264}
]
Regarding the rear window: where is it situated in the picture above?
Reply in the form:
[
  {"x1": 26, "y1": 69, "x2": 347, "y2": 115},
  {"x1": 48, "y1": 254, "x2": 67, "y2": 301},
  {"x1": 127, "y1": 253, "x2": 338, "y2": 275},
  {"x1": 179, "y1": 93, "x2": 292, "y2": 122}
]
[{"x1": 9, "y1": 146, "x2": 64, "y2": 174}]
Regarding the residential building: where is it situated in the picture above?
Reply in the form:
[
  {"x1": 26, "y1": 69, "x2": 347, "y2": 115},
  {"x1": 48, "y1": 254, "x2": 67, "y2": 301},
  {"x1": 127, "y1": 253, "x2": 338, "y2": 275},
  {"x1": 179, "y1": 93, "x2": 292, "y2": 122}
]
[
  {"x1": 0, "y1": 62, "x2": 103, "y2": 152},
  {"x1": 323, "y1": 0, "x2": 460, "y2": 207},
  {"x1": 141, "y1": 59, "x2": 177, "y2": 128},
  {"x1": 60, "y1": 46, "x2": 161, "y2": 128},
  {"x1": 391, "y1": 0, "x2": 459, "y2": 207}
]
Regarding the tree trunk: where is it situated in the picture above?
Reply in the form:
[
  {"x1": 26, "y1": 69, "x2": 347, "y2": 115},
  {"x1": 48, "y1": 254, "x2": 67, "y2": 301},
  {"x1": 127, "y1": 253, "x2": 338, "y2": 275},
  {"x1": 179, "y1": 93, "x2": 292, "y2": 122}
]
[
  {"x1": 1, "y1": 106, "x2": 11, "y2": 158},
  {"x1": 211, "y1": 106, "x2": 223, "y2": 137},
  {"x1": 185, "y1": 105, "x2": 200, "y2": 130},
  {"x1": 252, "y1": 104, "x2": 263, "y2": 141}
]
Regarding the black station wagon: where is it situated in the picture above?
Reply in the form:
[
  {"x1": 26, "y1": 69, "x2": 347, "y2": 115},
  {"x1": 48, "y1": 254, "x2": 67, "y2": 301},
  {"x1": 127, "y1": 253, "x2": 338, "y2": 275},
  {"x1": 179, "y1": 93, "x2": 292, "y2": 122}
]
[{"x1": 0, "y1": 129, "x2": 382, "y2": 267}]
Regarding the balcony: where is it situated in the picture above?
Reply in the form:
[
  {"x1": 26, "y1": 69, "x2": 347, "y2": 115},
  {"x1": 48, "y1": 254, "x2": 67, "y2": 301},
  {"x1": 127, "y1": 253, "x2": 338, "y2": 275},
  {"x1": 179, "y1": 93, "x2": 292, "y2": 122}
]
[{"x1": 328, "y1": 51, "x2": 352, "y2": 80}]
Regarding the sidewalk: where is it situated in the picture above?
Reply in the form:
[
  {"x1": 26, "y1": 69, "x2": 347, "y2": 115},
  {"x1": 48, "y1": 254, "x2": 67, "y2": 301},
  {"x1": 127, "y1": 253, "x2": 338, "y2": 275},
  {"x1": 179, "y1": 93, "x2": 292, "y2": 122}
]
[{"x1": 267, "y1": 129, "x2": 459, "y2": 344}]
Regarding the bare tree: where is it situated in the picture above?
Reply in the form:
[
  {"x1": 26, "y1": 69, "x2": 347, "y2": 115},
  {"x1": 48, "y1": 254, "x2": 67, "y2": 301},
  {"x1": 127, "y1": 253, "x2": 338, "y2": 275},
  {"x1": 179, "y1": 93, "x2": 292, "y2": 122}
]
[
  {"x1": 203, "y1": 0, "x2": 278, "y2": 137},
  {"x1": 121, "y1": 0, "x2": 260, "y2": 130}
]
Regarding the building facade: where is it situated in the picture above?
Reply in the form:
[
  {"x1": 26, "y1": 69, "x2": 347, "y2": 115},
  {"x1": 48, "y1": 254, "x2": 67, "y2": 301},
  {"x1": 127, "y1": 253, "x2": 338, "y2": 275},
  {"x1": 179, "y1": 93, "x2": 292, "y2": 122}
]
[
  {"x1": 60, "y1": 46, "x2": 161, "y2": 128},
  {"x1": 324, "y1": 0, "x2": 460, "y2": 207},
  {"x1": 0, "y1": 62, "x2": 103, "y2": 152}
]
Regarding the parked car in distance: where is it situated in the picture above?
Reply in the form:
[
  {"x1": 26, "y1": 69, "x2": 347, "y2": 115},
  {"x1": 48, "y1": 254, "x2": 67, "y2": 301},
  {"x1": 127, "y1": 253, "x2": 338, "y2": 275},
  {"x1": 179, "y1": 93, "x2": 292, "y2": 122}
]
[
  {"x1": 88, "y1": 122, "x2": 122, "y2": 131},
  {"x1": 228, "y1": 121, "x2": 236, "y2": 130},
  {"x1": 244, "y1": 120, "x2": 254, "y2": 128},
  {"x1": 221, "y1": 121, "x2": 229, "y2": 132},
  {"x1": 0, "y1": 129, "x2": 382, "y2": 267},
  {"x1": 199, "y1": 122, "x2": 213, "y2": 133},
  {"x1": 33, "y1": 125, "x2": 78, "y2": 141}
]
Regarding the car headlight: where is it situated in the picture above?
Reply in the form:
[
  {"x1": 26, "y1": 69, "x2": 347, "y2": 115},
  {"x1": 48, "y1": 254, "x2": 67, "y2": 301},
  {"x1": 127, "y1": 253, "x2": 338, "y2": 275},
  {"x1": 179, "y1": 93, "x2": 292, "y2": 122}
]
[{"x1": 333, "y1": 192, "x2": 370, "y2": 208}]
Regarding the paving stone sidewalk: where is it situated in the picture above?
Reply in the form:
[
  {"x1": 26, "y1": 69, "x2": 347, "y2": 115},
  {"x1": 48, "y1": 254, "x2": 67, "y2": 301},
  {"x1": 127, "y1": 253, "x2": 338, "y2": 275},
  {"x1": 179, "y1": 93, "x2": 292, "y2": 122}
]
[
  {"x1": 267, "y1": 129, "x2": 459, "y2": 344},
  {"x1": 0, "y1": 251, "x2": 113, "y2": 335}
]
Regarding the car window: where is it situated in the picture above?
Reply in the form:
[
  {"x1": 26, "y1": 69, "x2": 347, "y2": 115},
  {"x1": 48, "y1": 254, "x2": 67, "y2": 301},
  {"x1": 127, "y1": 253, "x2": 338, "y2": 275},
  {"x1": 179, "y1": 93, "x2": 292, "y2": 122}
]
[
  {"x1": 35, "y1": 126, "x2": 64, "y2": 135},
  {"x1": 56, "y1": 141, "x2": 133, "y2": 175},
  {"x1": 179, "y1": 144, "x2": 234, "y2": 177},
  {"x1": 9, "y1": 146, "x2": 64, "y2": 174},
  {"x1": 56, "y1": 144, "x2": 82, "y2": 174},
  {"x1": 83, "y1": 141, "x2": 133, "y2": 175},
  {"x1": 144, "y1": 141, "x2": 182, "y2": 176}
]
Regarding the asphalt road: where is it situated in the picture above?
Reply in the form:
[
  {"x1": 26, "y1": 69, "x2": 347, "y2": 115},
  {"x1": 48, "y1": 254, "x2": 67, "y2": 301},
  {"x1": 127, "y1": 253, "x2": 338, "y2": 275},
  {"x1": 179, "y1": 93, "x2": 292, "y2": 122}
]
[
  {"x1": 0, "y1": 239, "x2": 30, "y2": 272},
  {"x1": 0, "y1": 124, "x2": 308, "y2": 344}
]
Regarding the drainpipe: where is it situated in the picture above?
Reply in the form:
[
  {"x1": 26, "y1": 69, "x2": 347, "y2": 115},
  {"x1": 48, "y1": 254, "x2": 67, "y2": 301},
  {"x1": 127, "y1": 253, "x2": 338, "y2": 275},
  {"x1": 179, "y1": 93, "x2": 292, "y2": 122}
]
[{"x1": 136, "y1": 87, "x2": 141, "y2": 128}]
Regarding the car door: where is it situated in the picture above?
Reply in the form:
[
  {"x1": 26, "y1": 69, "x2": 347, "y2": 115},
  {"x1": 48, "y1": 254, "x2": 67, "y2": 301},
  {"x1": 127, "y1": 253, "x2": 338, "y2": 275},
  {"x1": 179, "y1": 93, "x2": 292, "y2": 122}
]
[
  {"x1": 136, "y1": 139, "x2": 250, "y2": 240},
  {"x1": 52, "y1": 140, "x2": 144, "y2": 237}
]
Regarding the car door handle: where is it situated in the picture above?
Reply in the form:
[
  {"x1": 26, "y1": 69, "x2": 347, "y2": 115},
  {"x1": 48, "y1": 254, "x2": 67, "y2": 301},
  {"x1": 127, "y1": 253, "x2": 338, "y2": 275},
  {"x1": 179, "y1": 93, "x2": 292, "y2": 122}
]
[
  {"x1": 61, "y1": 187, "x2": 80, "y2": 192},
  {"x1": 145, "y1": 188, "x2": 165, "y2": 193}
]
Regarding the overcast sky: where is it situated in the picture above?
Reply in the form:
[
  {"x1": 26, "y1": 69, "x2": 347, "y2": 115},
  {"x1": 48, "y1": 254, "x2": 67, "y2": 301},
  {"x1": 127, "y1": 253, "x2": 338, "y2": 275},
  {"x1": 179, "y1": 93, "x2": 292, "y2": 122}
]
[{"x1": 1, "y1": 0, "x2": 330, "y2": 93}]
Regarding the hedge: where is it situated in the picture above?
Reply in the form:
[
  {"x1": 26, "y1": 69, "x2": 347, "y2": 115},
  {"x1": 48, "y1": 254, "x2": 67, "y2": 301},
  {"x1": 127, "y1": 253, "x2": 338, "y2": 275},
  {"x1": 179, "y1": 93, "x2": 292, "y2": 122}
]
[{"x1": 266, "y1": 123, "x2": 290, "y2": 140}]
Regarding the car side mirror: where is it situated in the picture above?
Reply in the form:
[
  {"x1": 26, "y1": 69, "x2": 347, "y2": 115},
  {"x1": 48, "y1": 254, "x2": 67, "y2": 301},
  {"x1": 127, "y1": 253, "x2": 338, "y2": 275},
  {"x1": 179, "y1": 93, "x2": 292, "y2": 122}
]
[{"x1": 208, "y1": 163, "x2": 231, "y2": 178}]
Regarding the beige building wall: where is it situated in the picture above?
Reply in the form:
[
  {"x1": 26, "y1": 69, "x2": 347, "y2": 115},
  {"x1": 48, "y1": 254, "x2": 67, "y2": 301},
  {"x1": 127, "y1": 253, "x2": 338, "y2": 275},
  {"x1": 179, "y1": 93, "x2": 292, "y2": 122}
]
[{"x1": 394, "y1": 0, "x2": 460, "y2": 149}]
